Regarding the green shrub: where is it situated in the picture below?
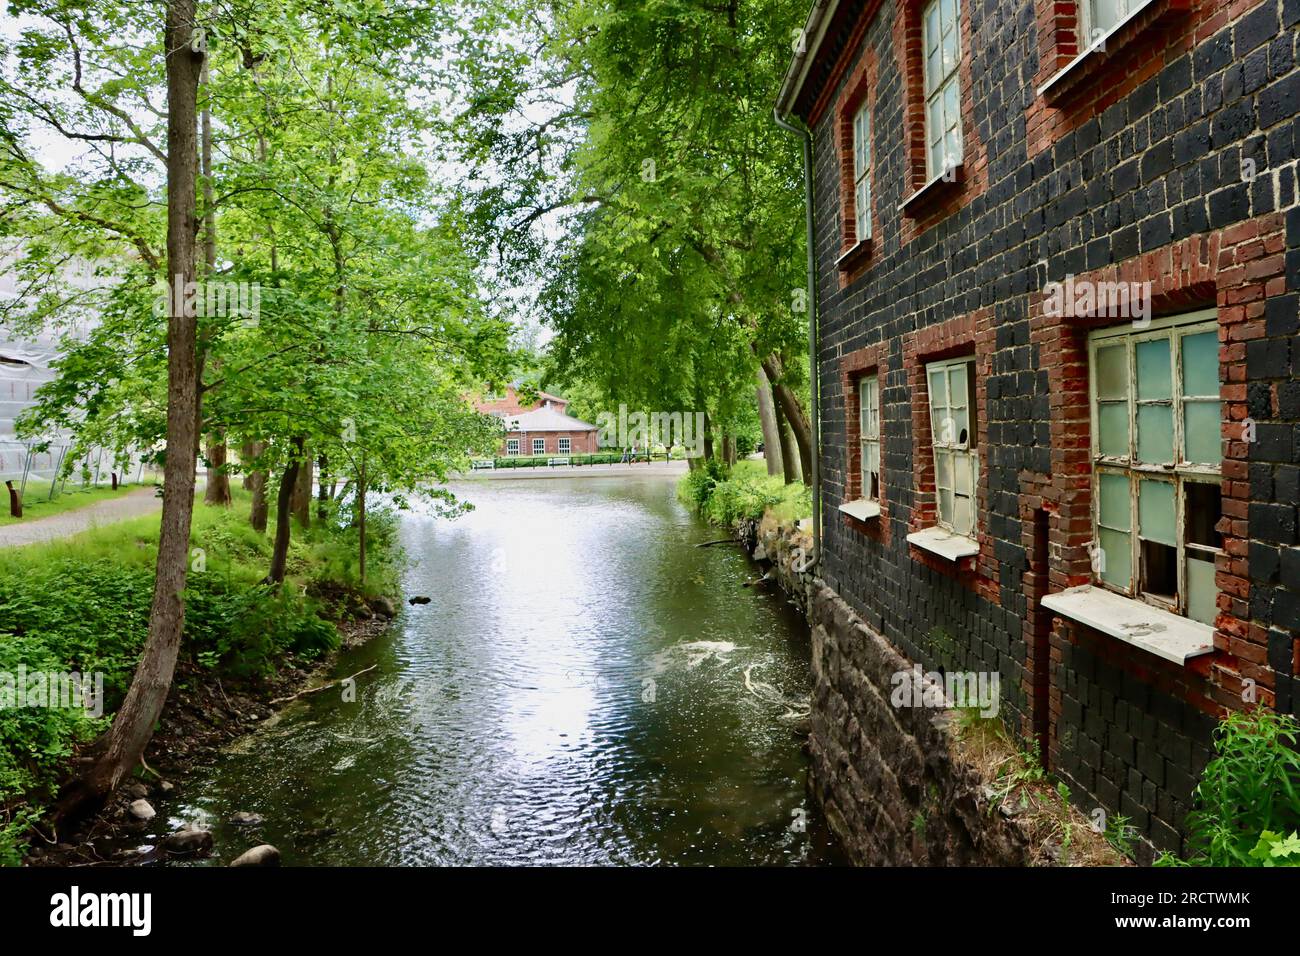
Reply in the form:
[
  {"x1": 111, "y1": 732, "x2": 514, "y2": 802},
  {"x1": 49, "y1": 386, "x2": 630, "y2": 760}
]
[
  {"x1": 677, "y1": 459, "x2": 810, "y2": 529},
  {"x1": 1166, "y1": 710, "x2": 1300, "y2": 866}
]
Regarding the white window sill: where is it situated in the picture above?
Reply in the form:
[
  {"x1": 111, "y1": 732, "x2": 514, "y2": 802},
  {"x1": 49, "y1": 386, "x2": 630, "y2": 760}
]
[
  {"x1": 1037, "y1": 0, "x2": 1159, "y2": 100},
  {"x1": 899, "y1": 165, "x2": 964, "y2": 213},
  {"x1": 835, "y1": 238, "x2": 872, "y2": 269},
  {"x1": 839, "y1": 499, "x2": 881, "y2": 522},
  {"x1": 906, "y1": 526, "x2": 979, "y2": 561},
  {"x1": 1041, "y1": 584, "x2": 1214, "y2": 666}
]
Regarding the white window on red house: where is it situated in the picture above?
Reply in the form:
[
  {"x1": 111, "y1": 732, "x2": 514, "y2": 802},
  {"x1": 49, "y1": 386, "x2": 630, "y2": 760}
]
[
  {"x1": 532, "y1": 437, "x2": 545, "y2": 455},
  {"x1": 859, "y1": 375, "x2": 880, "y2": 500},
  {"x1": 852, "y1": 104, "x2": 872, "y2": 242},
  {"x1": 558, "y1": 437, "x2": 571, "y2": 454},
  {"x1": 1088, "y1": 309, "x2": 1222, "y2": 625},
  {"x1": 506, "y1": 438, "x2": 519, "y2": 455},
  {"x1": 1079, "y1": 0, "x2": 1135, "y2": 48},
  {"x1": 926, "y1": 357, "x2": 977, "y2": 537},
  {"x1": 922, "y1": 0, "x2": 963, "y2": 180}
]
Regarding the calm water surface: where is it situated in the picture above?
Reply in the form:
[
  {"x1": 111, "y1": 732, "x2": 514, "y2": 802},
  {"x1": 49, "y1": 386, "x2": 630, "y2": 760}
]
[{"x1": 166, "y1": 475, "x2": 844, "y2": 865}]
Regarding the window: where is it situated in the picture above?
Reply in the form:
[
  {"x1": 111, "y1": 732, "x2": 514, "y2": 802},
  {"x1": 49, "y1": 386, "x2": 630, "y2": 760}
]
[
  {"x1": 506, "y1": 438, "x2": 519, "y2": 455},
  {"x1": 922, "y1": 0, "x2": 963, "y2": 180},
  {"x1": 853, "y1": 103, "x2": 872, "y2": 241},
  {"x1": 926, "y1": 357, "x2": 977, "y2": 537},
  {"x1": 558, "y1": 437, "x2": 571, "y2": 455},
  {"x1": 859, "y1": 375, "x2": 880, "y2": 500},
  {"x1": 1088, "y1": 310, "x2": 1221, "y2": 625},
  {"x1": 1079, "y1": 0, "x2": 1137, "y2": 48},
  {"x1": 532, "y1": 437, "x2": 545, "y2": 455}
]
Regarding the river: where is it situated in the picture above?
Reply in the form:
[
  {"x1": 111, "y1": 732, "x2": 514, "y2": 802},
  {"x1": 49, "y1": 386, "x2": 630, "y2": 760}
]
[{"x1": 167, "y1": 474, "x2": 844, "y2": 865}]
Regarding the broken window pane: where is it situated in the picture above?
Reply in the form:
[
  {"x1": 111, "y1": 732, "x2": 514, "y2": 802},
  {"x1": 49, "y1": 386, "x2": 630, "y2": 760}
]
[
  {"x1": 1141, "y1": 539, "x2": 1178, "y2": 601},
  {"x1": 1185, "y1": 481, "x2": 1222, "y2": 549}
]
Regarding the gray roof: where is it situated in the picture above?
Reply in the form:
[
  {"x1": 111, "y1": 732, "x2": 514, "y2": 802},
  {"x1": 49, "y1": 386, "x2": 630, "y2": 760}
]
[{"x1": 502, "y1": 406, "x2": 597, "y2": 433}]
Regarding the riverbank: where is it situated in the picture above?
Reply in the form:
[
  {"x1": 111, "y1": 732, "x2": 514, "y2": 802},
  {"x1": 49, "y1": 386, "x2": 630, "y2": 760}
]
[
  {"x1": 457, "y1": 460, "x2": 689, "y2": 480},
  {"x1": 3, "y1": 489, "x2": 403, "y2": 866},
  {"x1": 738, "y1": 512, "x2": 1128, "y2": 866}
]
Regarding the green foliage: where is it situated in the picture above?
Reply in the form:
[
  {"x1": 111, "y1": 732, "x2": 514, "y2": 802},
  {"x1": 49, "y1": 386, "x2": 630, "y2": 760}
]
[
  {"x1": 678, "y1": 459, "x2": 810, "y2": 528},
  {"x1": 0, "y1": 495, "x2": 394, "y2": 863},
  {"x1": 1248, "y1": 830, "x2": 1300, "y2": 866},
  {"x1": 1176, "y1": 710, "x2": 1300, "y2": 866}
]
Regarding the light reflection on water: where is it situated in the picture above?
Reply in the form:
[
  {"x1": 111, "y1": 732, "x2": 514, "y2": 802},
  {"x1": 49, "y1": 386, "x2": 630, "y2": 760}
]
[{"x1": 166, "y1": 475, "x2": 845, "y2": 865}]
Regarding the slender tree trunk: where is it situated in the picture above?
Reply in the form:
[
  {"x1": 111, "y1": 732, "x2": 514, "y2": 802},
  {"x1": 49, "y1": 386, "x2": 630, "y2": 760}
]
[
  {"x1": 755, "y1": 365, "x2": 783, "y2": 477},
  {"x1": 703, "y1": 412, "x2": 714, "y2": 462},
  {"x1": 198, "y1": 58, "x2": 231, "y2": 508},
  {"x1": 317, "y1": 454, "x2": 329, "y2": 521},
  {"x1": 291, "y1": 443, "x2": 312, "y2": 528},
  {"x1": 266, "y1": 438, "x2": 303, "y2": 584},
  {"x1": 722, "y1": 434, "x2": 736, "y2": 467},
  {"x1": 204, "y1": 439, "x2": 231, "y2": 505},
  {"x1": 761, "y1": 353, "x2": 813, "y2": 487},
  {"x1": 357, "y1": 457, "x2": 367, "y2": 584},
  {"x1": 773, "y1": 394, "x2": 800, "y2": 485},
  {"x1": 56, "y1": 2, "x2": 203, "y2": 822},
  {"x1": 242, "y1": 440, "x2": 268, "y2": 532}
]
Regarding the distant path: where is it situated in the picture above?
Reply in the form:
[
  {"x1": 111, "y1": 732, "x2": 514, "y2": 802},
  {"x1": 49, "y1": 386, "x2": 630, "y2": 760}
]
[
  {"x1": 0, "y1": 486, "x2": 162, "y2": 548},
  {"x1": 459, "y1": 460, "x2": 689, "y2": 480}
]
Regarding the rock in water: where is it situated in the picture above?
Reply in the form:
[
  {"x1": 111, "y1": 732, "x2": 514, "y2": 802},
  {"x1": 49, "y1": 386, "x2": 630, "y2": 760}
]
[
  {"x1": 408, "y1": 595, "x2": 432, "y2": 605},
  {"x1": 228, "y1": 811, "x2": 264, "y2": 826},
  {"x1": 128, "y1": 799, "x2": 156, "y2": 822},
  {"x1": 162, "y1": 829, "x2": 214, "y2": 857},
  {"x1": 230, "y1": 844, "x2": 281, "y2": 867}
]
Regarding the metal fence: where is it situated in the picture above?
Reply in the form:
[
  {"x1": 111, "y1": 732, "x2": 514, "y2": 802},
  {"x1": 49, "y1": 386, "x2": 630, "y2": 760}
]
[{"x1": 0, "y1": 439, "x2": 150, "y2": 502}]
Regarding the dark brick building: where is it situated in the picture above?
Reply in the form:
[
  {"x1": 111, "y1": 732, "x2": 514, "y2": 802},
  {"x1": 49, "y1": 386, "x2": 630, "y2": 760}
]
[{"x1": 776, "y1": 0, "x2": 1300, "y2": 857}]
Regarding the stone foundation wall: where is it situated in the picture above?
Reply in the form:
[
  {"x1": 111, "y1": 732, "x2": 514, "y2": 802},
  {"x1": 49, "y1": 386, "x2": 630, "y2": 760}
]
[{"x1": 743, "y1": 516, "x2": 1115, "y2": 865}]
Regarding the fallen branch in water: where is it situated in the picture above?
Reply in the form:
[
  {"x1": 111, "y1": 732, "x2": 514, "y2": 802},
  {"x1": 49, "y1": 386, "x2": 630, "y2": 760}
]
[
  {"x1": 269, "y1": 665, "x2": 378, "y2": 706},
  {"x1": 695, "y1": 538, "x2": 740, "y2": 548}
]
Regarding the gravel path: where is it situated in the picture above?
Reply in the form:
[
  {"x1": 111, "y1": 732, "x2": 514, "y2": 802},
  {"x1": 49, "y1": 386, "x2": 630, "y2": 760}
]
[{"x1": 0, "y1": 485, "x2": 163, "y2": 548}]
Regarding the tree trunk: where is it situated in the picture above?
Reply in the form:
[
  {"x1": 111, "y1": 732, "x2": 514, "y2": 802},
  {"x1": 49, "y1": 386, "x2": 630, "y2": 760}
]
[
  {"x1": 55, "y1": 2, "x2": 203, "y2": 822},
  {"x1": 242, "y1": 440, "x2": 268, "y2": 531},
  {"x1": 755, "y1": 365, "x2": 783, "y2": 477},
  {"x1": 357, "y1": 459, "x2": 367, "y2": 584},
  {"x1": 266, "y1": 438, "x2": 303, "y2": 584},
  {"x1": 722, "y1": 433, "x2": 736, "y2": 467},
  {"x1": 703, "y1": 412, "x2": 714, "y2": 462},
  {"x1": 761, "y1": 353, "x2": 813, "y2": 487},
  {"x1": 772, "y1": 394, "x2": 800, "y2": 485},
  {"x1": 291, "y1": 443, "x2": 312, "y2": 528},
  {"x1": 204, "y1": 438, "x2": 231, "y2": 505},
  {"x1": 317, "y1": 454, "x2": 329, "y2": 521}
]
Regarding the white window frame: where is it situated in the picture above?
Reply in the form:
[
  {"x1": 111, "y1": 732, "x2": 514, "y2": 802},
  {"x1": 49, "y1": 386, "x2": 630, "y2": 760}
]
[
  {"x1": 859, "y1": 375, "x2": 880, "y2": 501},
  {"x1": 1087, "y1": 309, "x2": 1222, "y2": 624},
  {"x1": 925, "y1": 357, "x2": 978, "y2": 538},
  {"x1": 1078, "y1": 0, "x2": 1138, "y2": 50},
  {"x1": 922, "y1": 0, "x2": 963, "y2": 181},
  {"x1": 506, "y1": 438, "x2": 519, "y2": 455},
  {"x1": 532, "y1": 437, "x2": 545, "y2": 455},
  {"x1": 852, "y1": 103, "x2": 872, "y2": 242},
  {"x1": 558, "y1": 437, "x2": 571, "y2": 455}
]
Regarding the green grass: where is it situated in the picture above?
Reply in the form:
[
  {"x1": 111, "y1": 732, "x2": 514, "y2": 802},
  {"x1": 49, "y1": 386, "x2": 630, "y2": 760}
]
[
  {"x1": 677, "y1": 458, "x2": 811, "y2": 528},
  {"x1": 0, "y1": 482, "x2": 152, "y2": 527},
  {"x1": 0, "y1": 488, "x2": 399, "y2": 864}
]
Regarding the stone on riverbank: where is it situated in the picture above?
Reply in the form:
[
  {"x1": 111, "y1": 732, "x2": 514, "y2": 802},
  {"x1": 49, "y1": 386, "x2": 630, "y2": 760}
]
[
  {"x1": 369, "y1": 596, "x2": 397, "y2": 618},
  {"x1": 230, "y1": 844, "x2": 281, "y2": 867},
  {"x1": 162, "y1": 828, "x2": 214, "y2": 857},
  {"x1": 128, "y1": 799, "x2": 156, "y2": 822},
  {"x1": 229, "y1": 811, "x2": 264, "y2": 826}
]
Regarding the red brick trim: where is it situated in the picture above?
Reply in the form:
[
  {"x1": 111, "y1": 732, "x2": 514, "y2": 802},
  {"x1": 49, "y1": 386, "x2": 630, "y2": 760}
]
[
  {"x1": 893, "y1": 0, "x2": 989, "y2": 241},
  {"x1": 1026, "y1": 0, "x2": 1263, "y2": 159},
  {"x1": 806, "y1": 0, "x2": 888, "y2": 129},
  {"x1": 1027, "y1": 213, "x2": 1289, "y2": 715},
  {"x1": 901, "y1": 310, "x2": 998, "y2": 600},
  {"x1": 831, "y1": 46, "x2": 880, "y2": 287},
  {"x1": 839, "y1": 344, "x2": 891, "y2": 542}
]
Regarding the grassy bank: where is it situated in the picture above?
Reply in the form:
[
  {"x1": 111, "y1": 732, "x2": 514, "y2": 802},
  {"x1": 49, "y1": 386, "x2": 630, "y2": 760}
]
[
  {"x1": 0, "y1": 488, "x2": 399, "y2": 864},
  {"x1": 677, "y1": 458, "x2": 811, "y2": 528},
  {"x1": 0, "y1": 482, "x2": 149, "y2": 528}
]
